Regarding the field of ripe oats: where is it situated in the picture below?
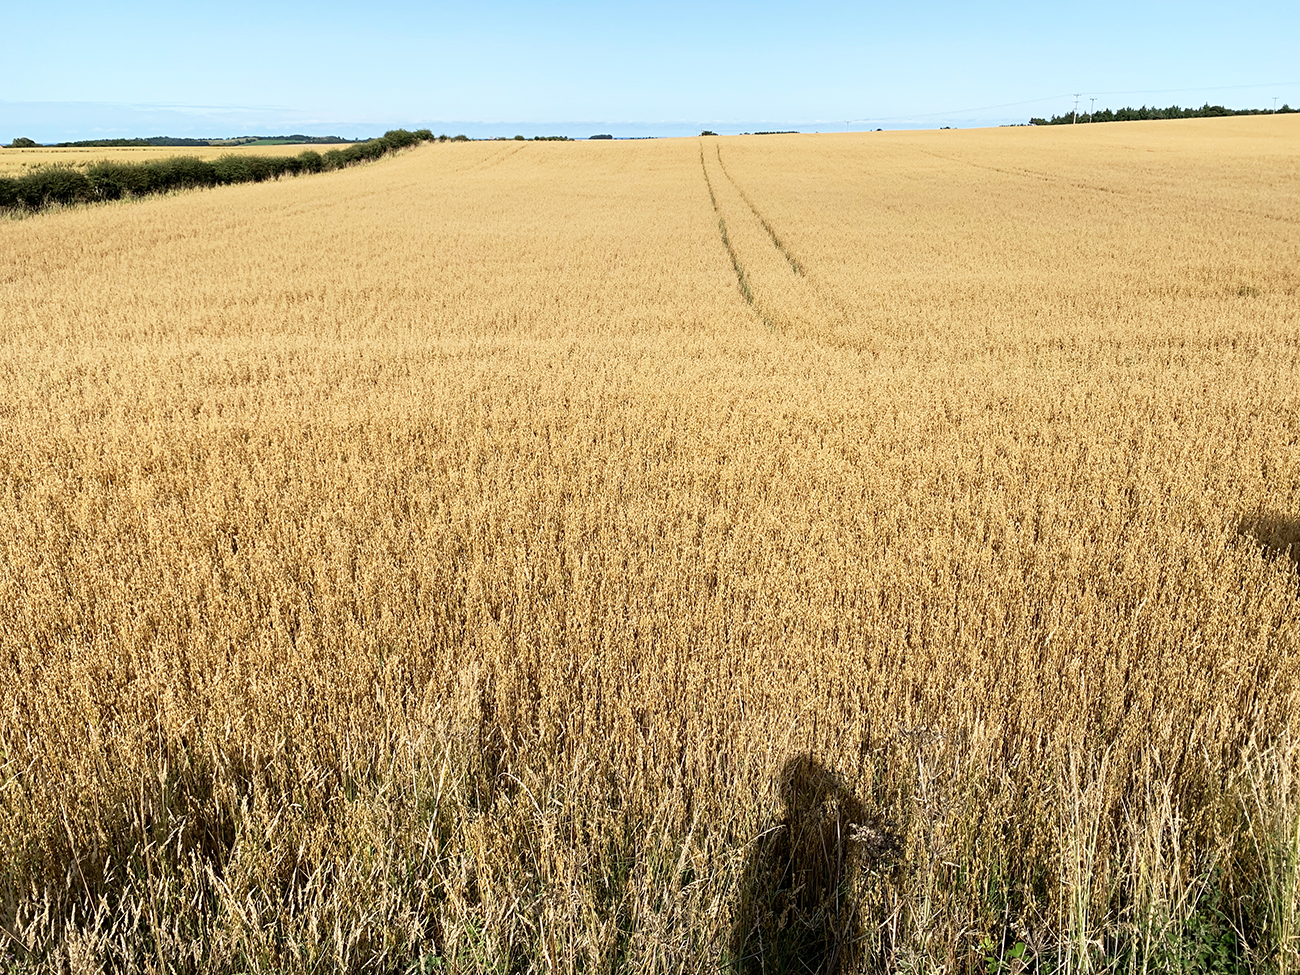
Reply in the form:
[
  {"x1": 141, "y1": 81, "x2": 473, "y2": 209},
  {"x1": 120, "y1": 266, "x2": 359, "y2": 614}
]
[{"x1": 1, "y1": 117, "x2": 1298, "y2": 974}]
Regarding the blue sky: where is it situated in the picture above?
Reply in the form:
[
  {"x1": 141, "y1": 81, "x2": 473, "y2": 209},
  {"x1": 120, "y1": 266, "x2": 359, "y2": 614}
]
[{"x1": 3, "y1": 0, "x2": 1298, "y2": 140}]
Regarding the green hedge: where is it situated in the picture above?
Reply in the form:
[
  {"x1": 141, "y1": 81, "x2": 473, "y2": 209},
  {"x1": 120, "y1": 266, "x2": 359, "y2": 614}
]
[{"x1": 0, "y1": 129, "x2": 437, "y2": 215}]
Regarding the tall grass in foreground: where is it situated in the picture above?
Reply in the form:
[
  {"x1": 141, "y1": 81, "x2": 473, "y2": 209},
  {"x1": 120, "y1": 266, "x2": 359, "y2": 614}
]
[{"x1": 1, "y1": 117, "x2": 1298, "y2": 973}]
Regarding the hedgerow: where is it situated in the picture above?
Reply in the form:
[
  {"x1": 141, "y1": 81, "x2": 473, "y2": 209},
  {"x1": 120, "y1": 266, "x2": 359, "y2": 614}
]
[{"x1": 0, "y1": 129, "x2": 437, "y2": 215}]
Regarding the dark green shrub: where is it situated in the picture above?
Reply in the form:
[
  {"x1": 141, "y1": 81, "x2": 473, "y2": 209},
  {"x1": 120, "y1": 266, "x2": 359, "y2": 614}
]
[
  {"x1": 413, "y1": 129, "x2": 433, "y2": 142},
  {"x1": 381, "y1": 129, "x2": 419, "y2": 149},
  {"x1": 212, "y1": 154, "x2": 278, "y2": 184},
  {"x1": 452, "y1": 134, "x2": 468, "y2": 142},
  {"x1": 8, "y1": 137, "x2": 37, "y2": 148},
  {"x1": 322, "y1": 149, "x2": 347, "y2": 170},
  {"x1": 13, "y1": 166, "x2": 94, "y2": 208},
  {"x1": 86, "y1": 161, "x2": 151, "y2": 199},
  {"x1": 296, "y1": 150, "x2": 324, "y2": 173},
  {"x1": 0, "y1": 176, "x2": 18, "y2": 208},
  {"x1": 266, "y1": 156, "x2": 296, "y2": 179},
  {"x1": 150, "y1": 156, "x2": 219, "y2": 190},
  {"x1": 137, "y1": 160, "x2": 177, "y2": 192},
  {"x1": 211, "y1": 154, "x2": 252, "y2": 184},
  {"x1": 249, "y1": 156, "x2": 277, "y2": 181}
]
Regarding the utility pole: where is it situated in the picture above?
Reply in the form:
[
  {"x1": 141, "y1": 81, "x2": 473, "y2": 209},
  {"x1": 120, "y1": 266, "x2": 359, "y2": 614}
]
[
  {"x1": 1073, "y1": 94, "x2": 1081, "y2": 124},
  {"x1": 1274, "y1": 96, "x2": 1280, "y2": 112},
  {"x1": 1090, "y1": 97, "x2": 1096, "y2": 121}
]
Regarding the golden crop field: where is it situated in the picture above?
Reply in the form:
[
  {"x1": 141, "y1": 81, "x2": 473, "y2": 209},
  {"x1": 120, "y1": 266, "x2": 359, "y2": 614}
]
[
  {"x1": 0, "y1": 141, "x2": 349, "y2": 176},
  {"x1": 1, "y1": 116, "x2": 1298, "y2": 974}
]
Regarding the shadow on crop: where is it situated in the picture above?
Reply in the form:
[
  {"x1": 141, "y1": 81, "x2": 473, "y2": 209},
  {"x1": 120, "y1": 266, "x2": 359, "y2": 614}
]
[
  {"x1": 730, "y1": 754, "x2": 897, "y2": 975},
  {"x1": 1237, "y1": 512, "x2": 1300, "y2": 577}
]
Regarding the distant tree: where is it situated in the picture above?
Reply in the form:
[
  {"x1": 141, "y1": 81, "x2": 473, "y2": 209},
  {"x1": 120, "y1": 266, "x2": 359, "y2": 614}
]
[
  {"x1": 700, "y1": 130, "x2": 717, "y2": 136},
  {"x1": 1030, "y1": 102, "x2": 1285, "y2": 125},
  {"x1": 144, "y1": 136, "x2": 210, "y2": 146},
  {"x1": 514, "y1": 134, "x2": 525, "y2": 141},
  {"x1": 590, "y1": 134, "x2": 613, "y2": 140},
  {"x1": 8, "y1": 137, "x2": 37, "y2": 148}
]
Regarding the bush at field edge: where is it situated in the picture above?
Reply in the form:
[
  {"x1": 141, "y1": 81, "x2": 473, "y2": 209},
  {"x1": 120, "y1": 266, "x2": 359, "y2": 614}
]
[{"x1": 0, "y1": 129, "x2": 439, "y2": 214}]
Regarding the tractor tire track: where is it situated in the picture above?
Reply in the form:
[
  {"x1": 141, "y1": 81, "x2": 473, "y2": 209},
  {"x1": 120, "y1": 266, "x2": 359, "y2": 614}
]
[
  {"x1": 908, "y1": 145, "x2": 1063, "y2": 187},
  {"x1": 711, "y1": 145, "x2": 880, "y2": 352},
  {"x1": 464, "y1": 143, "x2": 529, "y2": 173},
  {"x1": 714, "y1": 146, "x2": 805, "y2": 276},
  {"x1": 700, "y1": 145, "x2": 773, "y2": 330}
]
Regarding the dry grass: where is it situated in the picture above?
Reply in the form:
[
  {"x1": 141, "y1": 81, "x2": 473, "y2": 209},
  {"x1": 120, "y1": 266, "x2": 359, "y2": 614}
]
[{"x1": 0, "y1": 117, "x2": 1298, "y2": 974}]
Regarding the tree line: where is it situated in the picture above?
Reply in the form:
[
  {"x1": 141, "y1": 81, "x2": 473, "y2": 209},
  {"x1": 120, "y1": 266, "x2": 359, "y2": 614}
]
[
  {"x1": 1030, "y1": 102, "x2": 1295, "y2": 125},
  {"x1": 0, "y1": 129, "x2": 442, "y2": 214}
]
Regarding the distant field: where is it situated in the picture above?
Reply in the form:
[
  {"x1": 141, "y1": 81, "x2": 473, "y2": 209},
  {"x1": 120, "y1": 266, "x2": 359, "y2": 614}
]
[
  {"x1": 0, "y1": 116, "x2": 1297, "y2": 974},
  {"x1": 0, "y1": 140, "x2": 334, "y2": 175}
]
